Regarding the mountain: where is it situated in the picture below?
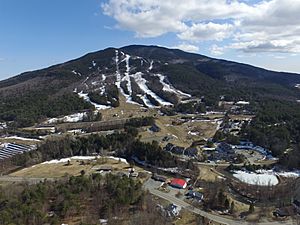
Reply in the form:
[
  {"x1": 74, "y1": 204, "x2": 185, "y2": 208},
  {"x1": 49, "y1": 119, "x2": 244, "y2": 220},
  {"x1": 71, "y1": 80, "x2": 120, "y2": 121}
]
[{"x1": 1, "y1": 45, "x2": 300, "y2": 126}]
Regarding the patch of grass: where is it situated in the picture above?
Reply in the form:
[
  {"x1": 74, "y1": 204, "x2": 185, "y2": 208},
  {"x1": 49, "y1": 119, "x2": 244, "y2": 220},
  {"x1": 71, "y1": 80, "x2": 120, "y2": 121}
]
[{"x1": 10, "y1": 157, "x2": 144, "y2": 178}]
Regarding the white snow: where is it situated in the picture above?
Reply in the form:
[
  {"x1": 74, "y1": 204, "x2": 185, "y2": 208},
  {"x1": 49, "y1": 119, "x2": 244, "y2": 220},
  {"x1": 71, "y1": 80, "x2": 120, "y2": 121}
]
[
  {"x1": 46, "y1": 112, "x2": 87, "y2": 124},
  {"x1": 115, "y1": 50, "x2": 121, "y2": 89},
  {"x1": 4, "y1": 136, "x2": 41, "y2": 142},
  {"x1": 42, "y1": 158, "x2": 71, "y2": 164},
  {"x1": 277, "y1": 171, "x2": 300, "y2": 178},
  {"x1": 107, "y1": 156, "x2": 128, "y2": 164},
  {"x1": 148, "y1": 60, "x2": 154, "y2": 71},
  {"x1": 256, "y1": 169, "x2": 300, "y2": 178},
  {"x1": 92, "y1": 61, "x2": 96, "y2": 67},
  {"x1": 101, "y1": 74, "x2": 106, "y2": 82},
  {"x1": 155, "y1": 74, "x2": 191, "y2": 98},
  {"x1": 233, "y1": 170, "x2": 279, "y2": 186},
  {"x1": 188, "y1": 131, "x2": 199, "y2": 136},
  {"x1": 0, "y1": 122, "x2": 7, "y2": 130},
  {"x1": 67, "y1": 129, "x2": 85, "y2": 134},
  {"x1": 34, "y1": 127, "x2": 56, "y2": 133},
  {"x1": 41, "y1": 156, "x2": 128, "y2": 164},
  {"x1": 72, "y1": 70, "x2": 81, "y2": 76},
  {"x1": 236, "y1": 101, "x2": 250, "y2": 105},
  {"x1": 139, "y1": 94, "x2": 156, "y2": 108},
  {"x1": 133, "y1": 72, "x2": 173, "y2": 106},
  {"x1": 120, "y1": 54, "x2": 137, "y2": 104},
  {"x1": 295, "y1": 84, "x2": 300, "y2": 88},
  {"x1": 78, "y1": 91, "x2": 111, "y2": 110},
  {"x1": 71, "y1": 156, "x2": 97, "y2": 160}
]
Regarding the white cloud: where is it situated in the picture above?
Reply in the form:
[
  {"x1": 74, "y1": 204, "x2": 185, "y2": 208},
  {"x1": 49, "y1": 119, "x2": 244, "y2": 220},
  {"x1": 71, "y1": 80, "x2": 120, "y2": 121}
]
[
  {"x1": 210, "y1": 44, "x2": 224, "y2": 56},
  {"x1": 178, "y1": 22, "x2": 234, "y2": 42},
  {"x1": 172, "y1": 43, "x2": 199, "y2": 53},
  {"x1": 102, "y1": 0, "x2": 300, "y2": 54}
]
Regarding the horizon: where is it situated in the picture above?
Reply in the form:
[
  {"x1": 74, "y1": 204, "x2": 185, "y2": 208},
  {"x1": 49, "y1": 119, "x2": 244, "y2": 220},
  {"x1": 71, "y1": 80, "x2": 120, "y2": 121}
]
[{"x1": 1, "y1": 0, "x2": 299, "y2": 79}]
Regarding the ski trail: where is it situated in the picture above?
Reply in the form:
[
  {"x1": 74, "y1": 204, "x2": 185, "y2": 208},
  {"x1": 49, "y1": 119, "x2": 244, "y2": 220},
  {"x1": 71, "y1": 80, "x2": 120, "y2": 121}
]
[
  {"x1": 133, "y1": 72, "x2": 173, "y2": 106},
  {"x1": 155, "y1": 74, "x2": 191, "y2": 98},
  {"x1": 77, "y1": 91, "x2": 111, "y2": 110},
  {"x1": 148, "y1": 60, "x2": 154, "y2": 71},
  {"x1": 115, "y1": 50, "x2": 121, "y2": 89}
]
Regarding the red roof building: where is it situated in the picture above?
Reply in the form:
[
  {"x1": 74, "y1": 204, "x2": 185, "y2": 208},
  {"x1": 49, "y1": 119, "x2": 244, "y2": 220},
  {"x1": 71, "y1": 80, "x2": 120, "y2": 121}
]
[{"x1": 170, "y1": 178, "x2": 187, "y2": 189}]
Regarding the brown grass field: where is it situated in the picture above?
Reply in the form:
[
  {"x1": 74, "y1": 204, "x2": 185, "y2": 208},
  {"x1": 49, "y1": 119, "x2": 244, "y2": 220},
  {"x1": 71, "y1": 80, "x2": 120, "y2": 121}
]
[{"x1": 10, "y1": 157, "x2": 145, "y2": 178}]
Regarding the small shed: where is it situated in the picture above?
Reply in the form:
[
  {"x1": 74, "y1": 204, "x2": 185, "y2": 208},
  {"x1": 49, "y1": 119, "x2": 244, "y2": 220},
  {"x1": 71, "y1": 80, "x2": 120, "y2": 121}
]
[{"x1": 149, "y1": 124, "x2": 161, "y2": 132}]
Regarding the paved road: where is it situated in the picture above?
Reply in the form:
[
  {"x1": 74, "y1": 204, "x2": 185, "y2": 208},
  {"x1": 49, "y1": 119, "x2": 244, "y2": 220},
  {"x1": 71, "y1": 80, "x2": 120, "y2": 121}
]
[
  {"x1": 0, "y1": 176, "x2": 56, "y2": 184},
  {"x1": 143, "y1": 178, "x2": 294, "y2": 225}
]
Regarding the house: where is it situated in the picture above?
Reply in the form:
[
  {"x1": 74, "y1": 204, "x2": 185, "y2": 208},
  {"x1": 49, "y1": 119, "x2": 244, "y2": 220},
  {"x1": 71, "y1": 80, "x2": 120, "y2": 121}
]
[
  {"x1": 165, "y1": 204, "x2": 181, "y2": 217},
  {"x1": 165, "y1": 143, "x2": 184, "y2": 155},
  {"x1": 186, "y1": 190, "x2": 204, "y2": 202},
  {"x1": 217, "y1": 142, "x2": 235, "y2": 154},
  {"x1": 170, "y1": 178, "x2": 187, "y2": 189},
  {"x1": 184, "y1": 147, "x2": 198, "y2": 157}
]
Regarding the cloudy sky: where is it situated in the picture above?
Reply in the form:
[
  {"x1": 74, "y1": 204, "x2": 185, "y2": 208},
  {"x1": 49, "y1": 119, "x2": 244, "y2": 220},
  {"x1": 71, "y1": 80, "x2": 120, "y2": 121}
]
[{"x1": 0, "y1": 0, "x2": 299, "y2": 80}]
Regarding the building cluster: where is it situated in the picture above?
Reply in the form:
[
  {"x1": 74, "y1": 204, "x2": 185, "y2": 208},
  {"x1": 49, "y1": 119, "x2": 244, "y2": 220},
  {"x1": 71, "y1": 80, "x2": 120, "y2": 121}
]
[
  {"x1": 164, "y1": 143, "x2": 199, "y2": 159},
  {"x1": 203, "y1": 142, "x2": 242, "y2": 163},
  {"x1": 218, "y1": 99, "x2": 252, "y2": 115}
]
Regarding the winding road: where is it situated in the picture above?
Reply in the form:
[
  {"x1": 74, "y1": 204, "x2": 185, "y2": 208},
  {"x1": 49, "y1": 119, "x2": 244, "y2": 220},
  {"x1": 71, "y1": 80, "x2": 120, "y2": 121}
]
[{"x1": 143, "y1": 178, "x2": 294, "y2": 225}]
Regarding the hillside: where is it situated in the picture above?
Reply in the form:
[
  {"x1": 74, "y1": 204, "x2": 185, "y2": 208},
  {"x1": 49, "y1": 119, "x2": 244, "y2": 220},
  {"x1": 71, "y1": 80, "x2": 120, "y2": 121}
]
[{"x1": 1, "y1": 45, "x2": 300, "y2": 126}]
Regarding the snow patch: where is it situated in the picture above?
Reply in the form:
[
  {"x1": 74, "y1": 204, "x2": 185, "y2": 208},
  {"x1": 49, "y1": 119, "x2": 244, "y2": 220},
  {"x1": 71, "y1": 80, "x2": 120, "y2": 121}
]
[
  {"x1": 149, "y1": 60, "x2": 153, "y2": 71},
  {"x1": 139, "y1": 94, "x2": 156, "y2": 108},
  {"x1": 41, "y1": 156, "x2": 128, "y2": 164},
  {"x1": 236, "y1": 101, "x2": 250, "y2": 105},
  {"x1": 72, "y1": 70, "x2": 81, "y2": 76},
  {"x1": 46, "y1": 112, "x2": 87, "y2": 124},
  {"x1": 233, "y1": 170, "x2": 279, "y2": 186},
  {"x1": 107, "y1": 156, "x2": 128, "y2": 164},
  {"x1": 0, "y1": 122, "x2": 7, "y2": 130},
  {"x1": 4, "y1": 136, "x2": 41, "y2": 142}
]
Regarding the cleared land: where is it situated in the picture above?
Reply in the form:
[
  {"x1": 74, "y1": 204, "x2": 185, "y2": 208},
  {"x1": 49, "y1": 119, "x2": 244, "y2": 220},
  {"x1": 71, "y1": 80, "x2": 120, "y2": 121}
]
[
  {"x1": 140, "y1": 115, "x2": 220, "y2": 148},
  {"x1": 11, "y1": 157, "x2": 144, "y2": 178}
]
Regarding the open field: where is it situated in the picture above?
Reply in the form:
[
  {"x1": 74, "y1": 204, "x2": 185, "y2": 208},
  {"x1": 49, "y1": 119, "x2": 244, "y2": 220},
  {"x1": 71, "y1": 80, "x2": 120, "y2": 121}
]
[
  {"x1": 197, "y1": 165, "x2": 222, "y2": 182},
  {"x1": 100, "y1": 95, "x2": 157, "y2": 120},
  {"x1": 140, "y1": 115, "x2": 220, "y2": 148},
  {"x1": 10, "y1": 157, "x2": 144, "y2": 178}
]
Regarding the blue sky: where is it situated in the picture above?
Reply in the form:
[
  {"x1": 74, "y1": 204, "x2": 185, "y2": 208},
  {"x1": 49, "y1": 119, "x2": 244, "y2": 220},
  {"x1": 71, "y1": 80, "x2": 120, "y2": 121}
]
[{"x1": 0, "y1": 0, "x2": 299, "y2": 80}]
